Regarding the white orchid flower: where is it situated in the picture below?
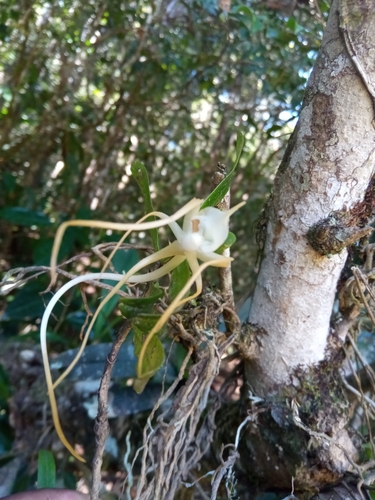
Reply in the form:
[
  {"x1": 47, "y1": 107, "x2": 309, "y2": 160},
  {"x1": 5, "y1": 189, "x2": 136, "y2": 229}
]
[{"x1": 41, "y1": 197, "x2": 245, "y2": 461}]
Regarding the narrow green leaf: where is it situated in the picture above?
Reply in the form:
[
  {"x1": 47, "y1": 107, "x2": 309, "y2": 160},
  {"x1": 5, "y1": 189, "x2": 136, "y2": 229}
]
[
  {"x1": 169, "y1": 260, "x2": 191, "y2": 301},
  {"x1": 131, "y1": 161, "x2": 159, "y2": 251},
  {"x1": 0, "y1": 365, "x2": 11, "y2": 401},
  {"x1": 37, "y1": 450, "x2": 56, "y2": 488},
  {"x1": 2, "y1": 172, "x2": 17, "y2": 193},
  {"x1": 201, "y1": 132, "x2": 245, "y2": 209}
]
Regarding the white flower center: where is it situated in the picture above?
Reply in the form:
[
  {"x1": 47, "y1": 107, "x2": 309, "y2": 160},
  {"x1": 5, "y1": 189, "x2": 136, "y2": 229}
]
[{"x1": 180, "y1": 230, "x2": 203, "y2": 251}]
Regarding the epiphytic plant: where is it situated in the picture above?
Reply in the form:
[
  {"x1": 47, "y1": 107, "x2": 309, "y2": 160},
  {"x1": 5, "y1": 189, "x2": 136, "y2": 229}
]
[{"x1": 40, "y1": 134, "x2": 245, "y2": 462}]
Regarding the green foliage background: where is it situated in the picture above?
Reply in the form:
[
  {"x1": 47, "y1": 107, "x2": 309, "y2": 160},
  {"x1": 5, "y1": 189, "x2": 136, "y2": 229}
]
[
  {"x1": 0, "y1": 0, "x2": 326, "y2": 295},
  {"x1": 0, "y1": 0, "x2": 327, "y2": 494}
]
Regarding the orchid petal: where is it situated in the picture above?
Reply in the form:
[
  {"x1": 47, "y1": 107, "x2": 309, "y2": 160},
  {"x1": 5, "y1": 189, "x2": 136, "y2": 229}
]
[
  {"x1": 127, "y1": 254, "x2": 185, "y2": 283},
  {"x1": 50, "y1": 198, "x2": 202, "y2": 284},
  {"x1": 40, "y1": 272, "x2": 127, "y2": 463},
  {"x1": 53, "y1": 240, "x2": 183, "y2": 389},
  {"x1": 193, "y1": 201, "x2": 246, "y2": 253},
  {"x1": 195, "y1": 207, "x2": 230, "y2": 252},
  {"x1": 196, "y1": 250, "x2": 233, "y2": 267}
]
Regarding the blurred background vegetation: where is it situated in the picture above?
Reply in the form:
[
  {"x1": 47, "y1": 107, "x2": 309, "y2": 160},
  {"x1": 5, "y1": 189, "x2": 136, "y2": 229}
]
[{"x1": 0, "y1": 0, "x2": 327, "y2": 496}]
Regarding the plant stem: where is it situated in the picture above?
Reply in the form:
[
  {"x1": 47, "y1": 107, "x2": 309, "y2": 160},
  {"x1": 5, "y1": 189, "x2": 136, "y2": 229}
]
[{"x1": 90, "y1": 320, "x2": 132, "y2": 499}]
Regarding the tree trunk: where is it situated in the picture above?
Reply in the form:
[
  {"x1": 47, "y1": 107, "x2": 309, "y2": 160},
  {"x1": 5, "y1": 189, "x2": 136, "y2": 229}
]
[{"x1": 238, "y1": 0, "x2": 375, "y2": 491}]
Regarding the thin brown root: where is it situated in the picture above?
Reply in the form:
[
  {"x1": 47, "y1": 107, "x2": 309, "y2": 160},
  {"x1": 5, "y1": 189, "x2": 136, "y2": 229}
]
[{"x1": 127, "y1": 334, "x2": 236, "y2": 500}]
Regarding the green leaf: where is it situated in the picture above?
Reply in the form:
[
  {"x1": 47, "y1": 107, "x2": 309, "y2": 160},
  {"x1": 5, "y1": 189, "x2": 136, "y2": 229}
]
[
  {"x1": 131, "y1": 313, "x2": 163, "y2": 331},
  {"x1": 286, "y1": 17, "x2": 297, "y2": 32},
  {"x1": 37, "y1": 450, "x2": 56, "y2": 488},
  {"x1": 0, "y1": 420, "x2": 14, "y2": 453},
  {"x1": 1, "y1": 171, "x2": 17, "y2": 193},
  {"x1": 2, "y1": 281, "x2": 47, "y2": 321},
  {"x1": 121, "y1": 308, "x2": 166, "y2": 387},
  {"x1": 215, "y1": 231, "x2": 237, "y2": 254},
  {"x1": 285, "y1": 17, "x2": 303, "y2": 35},
  {"x1": 0, "y1": 365, "x2": 11, "y2": 401},
  {"x1": 232, "y1": 8, "x2": 263, "y2": 32},
  {"x1": 320, "y1": 0, "x2": 330, "y2": 13},
  {"x1": 119, "y1": 285, "x2": 164, "y2": 319},
  {"x1": 133, "y1": 326, "x2": 165, "y2": 393},
  {"x1": 63, "y1": 471, "x2": 77, "y2": 489},
  {"x1": 169, "y1": 260, "x2": 191, "y2": 301},
  {"x1": 362, "y1": 442, "x2": 374, "y2": 461},
  {"x1": 234, "y1": 5, "x2": 254, "y2": 17},
  {"x1": 133, "y1": 377, "x2": 149, "y2": 394},
  {"x1": 251, "y1": 15, "x2": 264, "y2": 33},
  {"x1": 119, "y1": 286, "x2": 164, "y2": 318},
  {"x1": 0, "y1": 207, "x2": 52, "y2": 227},
  {"x1": 32, "y1": 238, "x2": 55, "y2": 266},
  {"x1": 131, "y1": 311, "x2": 165, "y2": 392},
  {"x1": 201, "y1": 132, "x2": 245, "y2": 209},
  {"x1": 131, "y1": 161, "x2": 159, "y2": 251}
]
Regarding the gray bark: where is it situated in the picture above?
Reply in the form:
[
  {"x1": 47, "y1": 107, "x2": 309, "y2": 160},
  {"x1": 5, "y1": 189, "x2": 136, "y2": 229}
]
[
  {"x1": 238, "y1": 0, "x2": 375, "y2": 491},
  {"x1": 245, "y1": 0, "x2": 375, "y2": 394}
]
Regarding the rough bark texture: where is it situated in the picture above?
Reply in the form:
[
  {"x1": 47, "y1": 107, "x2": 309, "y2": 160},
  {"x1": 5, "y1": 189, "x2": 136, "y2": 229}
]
[
  {"x1": 238, "y1": 0, "x2": 375, "y2": 492},
  {"x1": 245, "y1": 0, "x2": 375, "y2": 391}
]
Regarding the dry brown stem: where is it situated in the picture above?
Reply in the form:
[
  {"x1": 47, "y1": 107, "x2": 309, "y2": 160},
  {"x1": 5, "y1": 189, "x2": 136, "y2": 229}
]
[
  {"x1": 90, "y1": 320, "x2": 132, "y2": 500},
  {"x1": 0, "y1": 242, "x2": 152, "y2": 296}
]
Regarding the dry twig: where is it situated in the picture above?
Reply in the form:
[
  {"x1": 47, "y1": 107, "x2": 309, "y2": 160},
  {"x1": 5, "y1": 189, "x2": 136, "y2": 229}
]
[
  {"x1": 91, "y1": 320, "x2": 132, "y2": 500},
  {"x1": 0, "y1": 243, "x2": 152, "y2": 296}
]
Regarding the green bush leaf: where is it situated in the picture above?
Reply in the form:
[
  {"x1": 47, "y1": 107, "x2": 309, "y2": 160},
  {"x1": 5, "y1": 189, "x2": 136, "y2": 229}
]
[
  {"x1": 37, "y1": 449, "x2": 56, "y2": 488},
  {"x1": 0, "y1": 420, "x2": 14, "y2": 453},
  {"x1": 0, "y1": 365, "x2": 11, "y2": 401},
  {"x1": 131, "y1": 313, "x2": 163, "y2": 332},
  {"x1": 235, "y1": 5, "x2": 254, "y2": 17},
  {"x1": 201, "y1": 132, "x2": 245, "y2": 209},
  {"x1": 1, "y1": 171, "x2": 17, "y2": 193},
  {"x1": 0, "y1": 207, "x2": 52, "y2": 227},
  {"x1": 2, "y1": 281, "x2": 47, "y2": 321}
]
